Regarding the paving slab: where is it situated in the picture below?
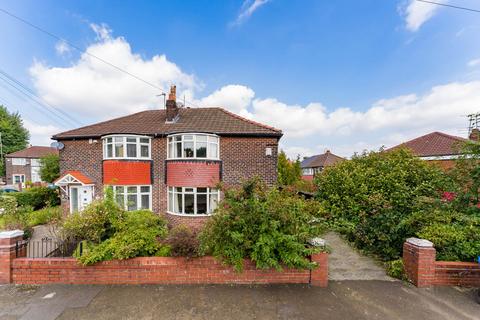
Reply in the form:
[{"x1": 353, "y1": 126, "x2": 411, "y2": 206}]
[{"x1": 324, "y1": 232, "x2": 394, "y2": 281}]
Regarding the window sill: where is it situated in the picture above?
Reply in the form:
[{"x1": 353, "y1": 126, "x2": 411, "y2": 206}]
[{"x1": 166, "y1": 211, "x2": 212, "y2": 217}]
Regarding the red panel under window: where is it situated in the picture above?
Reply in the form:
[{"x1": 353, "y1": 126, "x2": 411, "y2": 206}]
[
  {"x1": 167, "y1": 161, "x2": 220, "y2": 187},
  {"x1": 103, "y1": 160, "x2": 151, "y2": 185}
]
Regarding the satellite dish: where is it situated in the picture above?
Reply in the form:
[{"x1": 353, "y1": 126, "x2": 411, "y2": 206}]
[{"x1": 50, "y1": 141, "x2": 65, "y2": 150}]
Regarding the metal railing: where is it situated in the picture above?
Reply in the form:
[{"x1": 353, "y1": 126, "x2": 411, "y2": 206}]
[{"x1": 16, "y1": 237, "x2": 82, "y2": 258}]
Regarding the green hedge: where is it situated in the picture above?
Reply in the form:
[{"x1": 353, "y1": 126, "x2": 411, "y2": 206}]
[{"x1": 13, "y1": 186, "x2": 60, "y2": 210}]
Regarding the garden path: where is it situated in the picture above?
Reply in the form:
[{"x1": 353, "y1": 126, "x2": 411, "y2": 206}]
[{"x1": 324, "y1": 232, "x2": 395, "y2": 281}]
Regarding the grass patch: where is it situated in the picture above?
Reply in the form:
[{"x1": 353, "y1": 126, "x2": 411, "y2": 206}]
[{"x1": 27, "y1": 206, "x2": 61, "y2": 227}]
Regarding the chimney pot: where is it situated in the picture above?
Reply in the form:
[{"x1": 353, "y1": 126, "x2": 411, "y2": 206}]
[{"x1": 166, "y1": 85, "x2": 179, "y2": 123}]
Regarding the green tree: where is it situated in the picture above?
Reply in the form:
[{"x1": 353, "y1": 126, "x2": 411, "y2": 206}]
[
  {"x1": 277, "y1": 150, "x2": 301, "y2": 186},
  {"x1": 315, "y1": 148, "x2": 450, "y2": 260},
  {"x1": 0, "y1": 105, "x2": 29, "y2": 175},
  {"x1": 39, "y1": 153, "x2": 60, "y2": 183}
]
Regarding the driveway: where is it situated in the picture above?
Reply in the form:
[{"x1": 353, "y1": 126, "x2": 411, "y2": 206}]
[
  {"x1": 0, "y1": 282, "x2": 478, "y2": 320},
  {"x1": 324, "y1": 232, "x2": 393, "y2": 281}
]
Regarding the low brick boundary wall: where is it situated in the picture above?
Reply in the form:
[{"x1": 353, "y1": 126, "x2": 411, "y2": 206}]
[
  {"x1": 403, "y1": 238, "x2": 480, "y2": 287},
  {"x1": 11, "y1": 254, "x2": 327, "y2": 286},
  {"x1": 1, "y1": 230, "x2": 328, "y2": 287}
]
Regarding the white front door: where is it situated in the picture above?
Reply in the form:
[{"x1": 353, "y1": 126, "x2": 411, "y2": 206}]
[{"x1": 69, "y1": 186, "x2": 93, "y2": 213}]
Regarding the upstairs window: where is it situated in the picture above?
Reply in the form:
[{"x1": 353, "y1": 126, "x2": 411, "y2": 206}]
[
  {"x1": 12, "y1": 158, "x2": 27, "y2": 166},
  {"x1": 103, "y1": 135, "x2": 151, "y2": 159},
  {"x1": 167, "y1": 134, "x2": 219, "y2": 159}
]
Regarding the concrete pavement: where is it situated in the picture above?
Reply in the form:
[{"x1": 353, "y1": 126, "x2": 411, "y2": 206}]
[{"x1": 0, "y1": 281, "x2": 478, "y2": 320}]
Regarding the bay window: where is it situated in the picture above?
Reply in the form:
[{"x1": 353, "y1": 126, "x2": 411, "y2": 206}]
[
  {"x1": 103, "y1": 135, "x2": 151, "y2": 159},
  {"x1": 167, "y1": 187, "x2": 219, "y2": 215},
  {"x1": 167, "y1": 134, "x2": 219, "y2": 159},
  {"x1": 113, "y1": 185, "x2": 151, "y2": 211}
]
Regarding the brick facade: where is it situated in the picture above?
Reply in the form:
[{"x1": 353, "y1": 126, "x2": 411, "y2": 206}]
[
  {"x1": 58, "y1": 135, "x2": 279, "y2": 228},
  {"x1": 403, "y1": 238, "x2": 480, "y2": 287},
  {"x1": 166, "y1": 161, "x2": 220, "y2": 187},
  {"x1": 5, "y1": 158, "x2": 33, "y2": 186}
]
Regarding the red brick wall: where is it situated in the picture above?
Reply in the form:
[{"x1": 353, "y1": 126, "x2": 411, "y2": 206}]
[
  {"x1": 428, "y1": 159, "x2": 456, "y2": 171},
  {"x1": 11, "y1": 253, "x2": 328, "y2": 287},
  {"x1": 0, "y1": 234, "x2": 24, "y2": 284},
  {"x1": 58, "y1": 136, "x2": 279, "y2": 227},
  {"x1": 434, "y1": 261, "x2": 480, "y2": 286},
  {"x1": 103, "y1": 160, "x2": 151, "y2": 185},
  {"x1": 403, "y1": 239, "x2": 480, "y2": 287},
  {"x1": 166, "y1": 161, "x2": 220, "y2": 187}
]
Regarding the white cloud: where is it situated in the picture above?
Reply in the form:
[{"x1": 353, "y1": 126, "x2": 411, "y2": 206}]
[
  {"x1": 231, "y1": 0, "x2": 270, "y2": 26},
  {"x1": 30, "y1": 23, "x2": 200, "y2": 119},
  {"x1": 200, "y1": 85, "x2": 254, "y2": 113},
  {"x1": 23, "y1": 119, "x2": 62, "y2": 146},
  {"x1": 55, "y1": 41, "x2": 70, "y2": 55},
  {"x1": 29, "y1": 22, "x2": 480, "y2": 160},
  {"x1": 402, "y1": 0, "x2": 445, "y2": 32},
  {"x1": 89, "y1": 23, "x2": 112, "y2": 41},
  {"x1": 468, "y1": 58, "x2": 480, "y2": 67}
]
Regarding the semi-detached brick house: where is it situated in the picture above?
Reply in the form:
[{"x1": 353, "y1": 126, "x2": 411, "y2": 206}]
[{"x1": 53, "y1": 86, "x2": 282, "y2": 228}]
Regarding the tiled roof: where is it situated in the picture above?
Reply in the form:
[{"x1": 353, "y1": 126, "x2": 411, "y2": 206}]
[
  {"x1": 301, "y1": 151, "x2": 345, "y2": 169},
  {"x1": 54, "y1": 170, "x2": 93, "y2": 185},
  {"x1": 53, "y1": 107, "x2": 282, "y2": 140},
  {"x1": 389, "y1": 132, "x2": 466, "y2": 157},
  {"x1": 6, "y1": 146, "x2": 58, "y2": 158}
]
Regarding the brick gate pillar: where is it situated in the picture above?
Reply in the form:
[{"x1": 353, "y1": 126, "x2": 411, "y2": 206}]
[
  {"x1": 403, "y1": 237, "x2": 436, "y2": 288},
  {"x1": 0, "y1": 230, "x2": 24, "y2": 284}
]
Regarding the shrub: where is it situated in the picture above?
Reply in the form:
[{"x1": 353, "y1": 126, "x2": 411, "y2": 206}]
[
  {"x1": 61, "y1": 189, "x2": 122, "y2": 243},
  {"x1": 385, "y1": 259, "x2": 406, "y2": 280},
  {"x1": 417, "y1": 222, "x2": 480, "y2": 261},
  {"x1": 315, "y1": 148, "x2": 450, "y2": 260},
  {"x1": 164, "y1": 225, "x2": 200, "y2": 258},
  {"x1": 200, "y1": 178, "x2": 325, "y2": 272},
  {"x1": 13, "y1": 186, "x2": 60, "y2": 210},
  {"x1": 27, "y1": 206, "x2": 61, "y2": 227},
  {"x1": 39, "y1": 153, "x2": 60, "y2": 183},
  {"x1": 75, "y1": 210, "x2": 169, "y2": 265}
]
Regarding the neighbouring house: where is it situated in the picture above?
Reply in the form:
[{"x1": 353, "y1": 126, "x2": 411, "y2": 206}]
[
  {"x1": 53, "y1": 86, "x2": 282, "y2": 228},
  {"x1": 300, "y1": 150, "x2": 345, "y2": 181},
  {"x1": 5, "y1": 146, "x2": 59, "y2": 188},
  {"x1": 388, "y1": 131, "x2": 476, "y2": 170}
]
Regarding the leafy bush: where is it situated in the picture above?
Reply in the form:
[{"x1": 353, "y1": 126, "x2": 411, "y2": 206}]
[
  {"x1": 61, "y1": 188, "x2": 169, "y2": 265},
  {"x1": 417, "y1": 221, "x2": 480, "y2": 261},
  {"x1": 277, "y1": 151, "x2": 302, "y2": 186},
  {"x1": 0, "y1": 195, "x2": 32, "y2": 237},
  {"x1": 385, "y1": 259, "x2": 406, "y2": 280},
  {"x1": 164, "y1": 225, "x2": 200, "y2": 258},
  {"x1": 13, "y1": 186, "x2": 60, "y2": 210},
  {"x1": 200, "y1": 178, "x2": 326, "y2": 272},
  {"x1": 315, "y1": 149, "x2": 450, "y2": 260},
  {"x1": 75, "y1": 210, "x2": 170, "y2": 265},
  {"x1": 27, "y1": 206, "x2": 61, "y2": 227},
  {"x1": 61, "y1": 192, "x2": 122, "y2": 243}
]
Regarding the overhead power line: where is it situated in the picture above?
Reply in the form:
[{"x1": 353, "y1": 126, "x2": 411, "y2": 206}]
[
  {"x1": 415, "y1": 0, "x2": 480, "y2": 13},
  {"x1": 0, "y1": 72, "x2": 79, "y2": 128},
  {"x1": 0, "y1": 68, "x2": 82, "y2": 126},
  {"x1": 0, "y1": 7, "x2": 201, "y2": 109}
]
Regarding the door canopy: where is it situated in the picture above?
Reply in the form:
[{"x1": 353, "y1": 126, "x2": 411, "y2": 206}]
[{"x1": 54, "y1": 170, "x2": 93, "y2": 186}]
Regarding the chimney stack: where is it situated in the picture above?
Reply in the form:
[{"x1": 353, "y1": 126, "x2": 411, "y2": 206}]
[
  {"x1": 469, "y1": 128, "x2": 480, "y2": 141},
  {"x1": 166, "y1": 85, "x2": 179, "y2": 123}
]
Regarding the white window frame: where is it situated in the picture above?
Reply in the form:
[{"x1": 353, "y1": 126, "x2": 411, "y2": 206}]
[
  {"x1": 302, "y1": 168, "x2": 314, "y2": 175},
  {"x1": 167, "y1": 186, "x2": 219, "y2": 216},
  {"x1": 12, "y1": 158, "x2": 27, "y2": 166},
  {"x1": 112, "y1": 185, "x2": 152, "y2": 211},
  {"x1": 167, "y1": 133, "x2": 219, "y2": 160},
  {"x1": 102, "y1": 135, "x2": 151, "y2": 160},
  {"x1": 12, "y1": 174, "x2": 25, "y2": 184}
]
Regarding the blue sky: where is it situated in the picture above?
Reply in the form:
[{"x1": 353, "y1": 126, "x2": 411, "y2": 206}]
[{"x1": 1, "y1": 0, "x2": 480, "y2": 158}]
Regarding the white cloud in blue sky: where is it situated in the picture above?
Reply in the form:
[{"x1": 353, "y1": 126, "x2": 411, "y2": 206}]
[
  {"x1": 402, "y1": 0, "x2": 445, "y2": 31},
  {"x1": 28, "y1": 23, "x2": 480, "y2": 158},
  {"x1": 231, "y1": 0, "x2": 270, "y2": 26}
]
